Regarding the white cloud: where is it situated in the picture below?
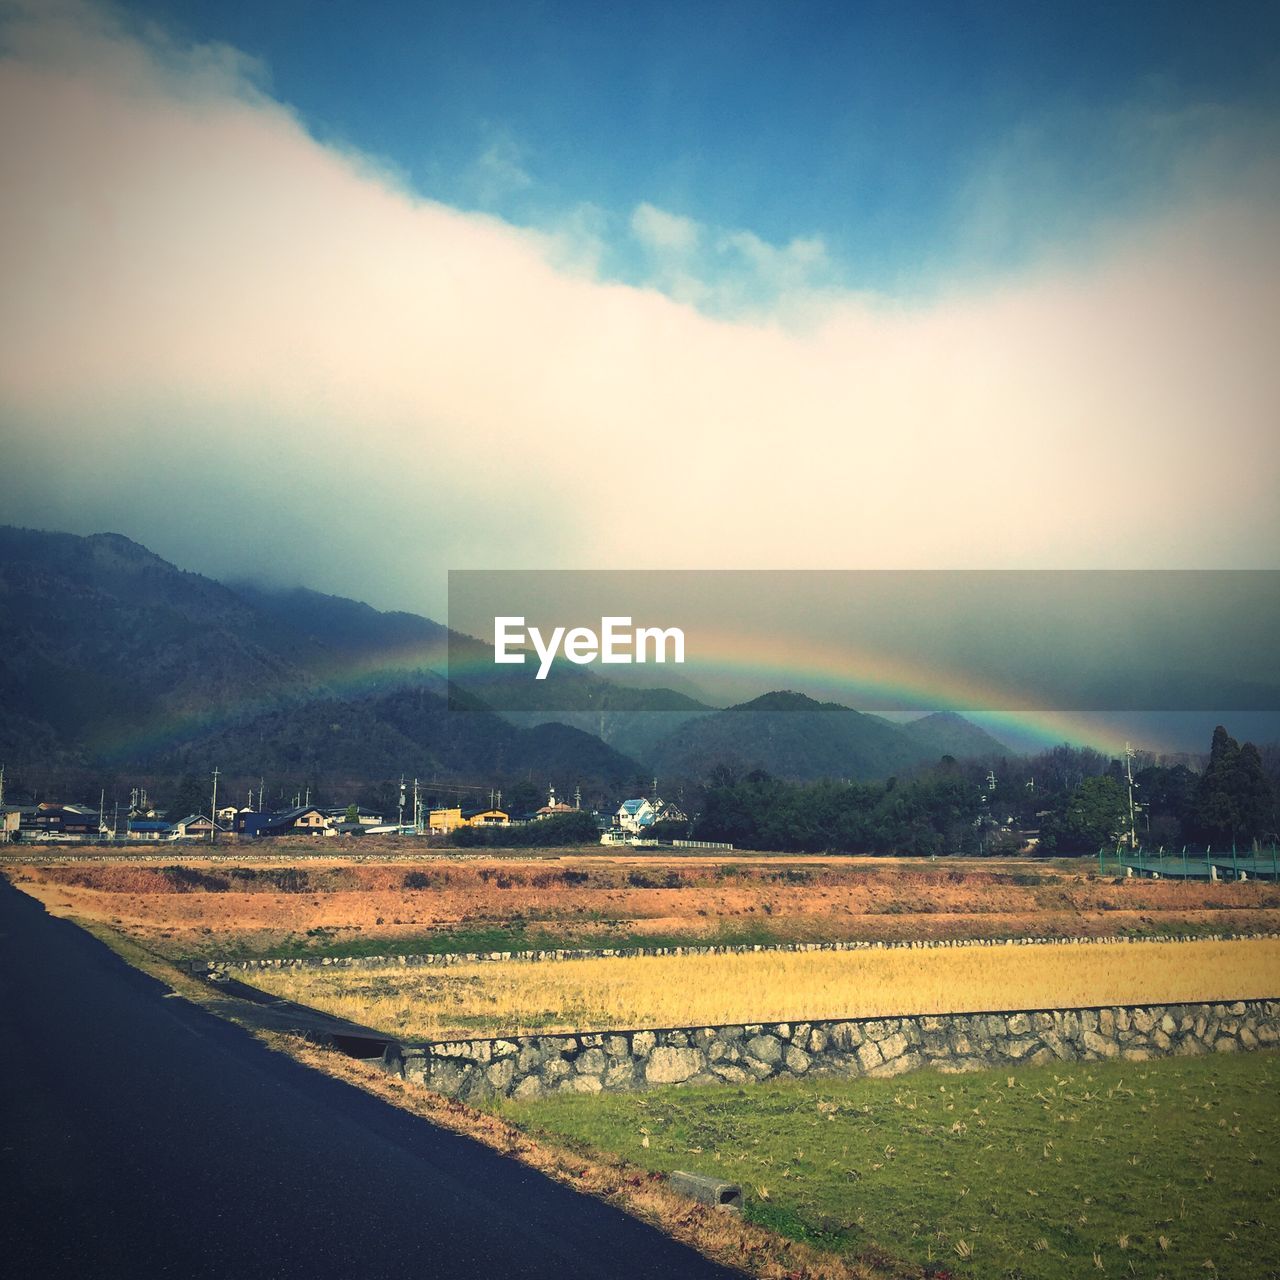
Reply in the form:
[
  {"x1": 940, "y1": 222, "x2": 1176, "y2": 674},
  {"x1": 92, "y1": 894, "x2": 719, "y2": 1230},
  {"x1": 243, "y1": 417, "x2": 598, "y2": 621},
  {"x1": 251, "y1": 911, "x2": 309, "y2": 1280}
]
[
  {"x1": 631, "y1": 201, "x2": 700, "y2": 256},
  {"x1": 0, "y1": 0, "x2": 1277, "y2": 618},
  {"x1": 629, "y1": 203, "x2": 835, "y2": 314},
  {"x1": 465, "y1": 132, "x2": 534, "y2": 207}
]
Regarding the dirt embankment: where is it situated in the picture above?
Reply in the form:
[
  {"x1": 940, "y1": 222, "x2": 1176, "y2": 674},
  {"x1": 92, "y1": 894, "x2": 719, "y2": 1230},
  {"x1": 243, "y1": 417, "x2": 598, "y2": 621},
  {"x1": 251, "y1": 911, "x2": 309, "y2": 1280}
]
[{"x1": 8, "y1": 857, "x2": 1278, "y2": 958}]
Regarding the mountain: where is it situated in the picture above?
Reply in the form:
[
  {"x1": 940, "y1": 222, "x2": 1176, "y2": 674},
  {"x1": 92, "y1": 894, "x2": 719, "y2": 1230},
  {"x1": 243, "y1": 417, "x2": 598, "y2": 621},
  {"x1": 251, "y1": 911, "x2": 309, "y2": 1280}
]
[
  {"x1": 154, "y1": 685, "x2": 641, "y2": 792},
  {"x1": 0, "y1": 526, "x2": 1010, "y2": 794},
  {"x1": 898, "y1": 710, "x2": 1011, "y2": 762},
  {"x1": 646, "y1": 691, "x2": 1008, "y2": 783},
  {"x1": 230, "y1": 582, "x2": 449, "y2": 676},
  {"x1": 0, "y1": 526, "x2": 641, "y2": 790},
  {"x1": 0, "y1": 526, "x2": 318, "y2": 758},
  {"x1": 232, "y1": 581, "x2": 716, "y2": 761}
]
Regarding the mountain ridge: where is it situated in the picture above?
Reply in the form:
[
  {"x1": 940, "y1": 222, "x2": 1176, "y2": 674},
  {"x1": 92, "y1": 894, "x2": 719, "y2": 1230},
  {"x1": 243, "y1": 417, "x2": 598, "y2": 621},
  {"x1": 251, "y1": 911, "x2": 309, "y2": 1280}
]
[{"x1": 0, "y1": 526, "x2": 1012, "y2": 790}]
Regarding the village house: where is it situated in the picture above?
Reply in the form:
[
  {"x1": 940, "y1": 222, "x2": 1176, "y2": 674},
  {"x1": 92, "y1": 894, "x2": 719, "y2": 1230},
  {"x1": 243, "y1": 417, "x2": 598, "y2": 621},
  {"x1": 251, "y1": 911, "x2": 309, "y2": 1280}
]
[
  {"x1": 237, "y1": 805, "x2": 329, "y2": 837},
  {"x1": 616, "y1": 796, "x2": 657, "y2": 834},
  {"x1": 461, "y1": 806, "x2": 509, "y2": 827},
  {"x1": 127, "y1": 819, "x2": 172, "y2": 841},
  {"x1": 535, "y1": 786, "x2": 577, "y2": 820},
  {"x1": 427, "y1": 806, "x2": 464, "y2": 834},
  {"x1": 168, "y1": 814, "x2": 225, "y2": 840},
  {"x1": 320, "y1": 805, "x2": 384, "y2": 826},
  {"x1": 614, "y1": 792, "x2": 688, "y2": 837},
  {"x1": 1, "y1": 805, "x2": 23, "y2": 842},
  {"x1": 23, "y1": 803, "x2": 103, "y2": 838}
]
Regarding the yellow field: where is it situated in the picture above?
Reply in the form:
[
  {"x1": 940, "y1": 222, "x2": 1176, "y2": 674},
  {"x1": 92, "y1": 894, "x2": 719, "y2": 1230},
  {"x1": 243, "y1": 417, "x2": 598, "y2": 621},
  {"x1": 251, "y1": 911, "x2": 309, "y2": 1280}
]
[{"x1": 245, "y1": 937, "x2": 1280, "y2": 1042}]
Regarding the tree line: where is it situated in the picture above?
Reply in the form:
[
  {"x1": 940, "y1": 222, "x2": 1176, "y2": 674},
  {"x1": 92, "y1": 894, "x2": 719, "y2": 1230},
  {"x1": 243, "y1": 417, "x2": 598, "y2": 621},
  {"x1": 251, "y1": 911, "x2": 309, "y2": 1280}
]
[{"x1": 684, "y1": 727, "x2": 1278, "y2": 855}]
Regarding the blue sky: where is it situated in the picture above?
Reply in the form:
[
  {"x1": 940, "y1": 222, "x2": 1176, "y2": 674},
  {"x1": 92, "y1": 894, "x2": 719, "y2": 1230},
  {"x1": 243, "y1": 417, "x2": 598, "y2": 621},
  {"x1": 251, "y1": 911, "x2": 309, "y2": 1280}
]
[
  {"x1": 119, "y1": 0, "x2": 1280, "y2": 296},
  {"x1": 1, "y1": 0, "x2": 1277, "y2": 632}
]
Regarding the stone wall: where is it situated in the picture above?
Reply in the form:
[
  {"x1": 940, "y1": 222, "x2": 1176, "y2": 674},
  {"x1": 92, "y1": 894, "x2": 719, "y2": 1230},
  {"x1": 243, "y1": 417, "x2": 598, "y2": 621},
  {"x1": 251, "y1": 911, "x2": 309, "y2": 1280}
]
[{"x1": 386, "y1": 999, "x2": 1280, "y2": 1102}]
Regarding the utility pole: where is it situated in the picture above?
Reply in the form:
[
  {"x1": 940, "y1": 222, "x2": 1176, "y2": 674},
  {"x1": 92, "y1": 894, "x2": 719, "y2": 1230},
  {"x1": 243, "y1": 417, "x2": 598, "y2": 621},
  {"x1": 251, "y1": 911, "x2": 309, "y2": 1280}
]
[
  {"x1": 210, "y1": 767, "x2": 220, "y2": 845},
  {"x1": 398, "y1": 776, "x2": 406, "y2": 830},
  {"x1": 413, "y1": 777, "x2": 420, "y2": 835},
  {"x1": 1124, "y1": 742, "x2": 1138, "y2": 850}
]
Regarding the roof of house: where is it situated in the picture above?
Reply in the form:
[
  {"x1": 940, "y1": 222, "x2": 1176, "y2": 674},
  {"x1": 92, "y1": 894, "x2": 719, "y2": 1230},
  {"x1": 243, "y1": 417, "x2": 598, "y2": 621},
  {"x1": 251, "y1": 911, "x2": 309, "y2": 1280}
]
[
  {"x1": 461, "y1": 807, "x2": 507, "y2": 819},
  {"x1": 251, "y1": 806, "x2": 326, "y2": 833},
  {"x1": 619, "y1": 798, "x2": 650, "y2": 815},
  {"x1": 272, "y1": 805, "x2": 326, "y2": 821}
]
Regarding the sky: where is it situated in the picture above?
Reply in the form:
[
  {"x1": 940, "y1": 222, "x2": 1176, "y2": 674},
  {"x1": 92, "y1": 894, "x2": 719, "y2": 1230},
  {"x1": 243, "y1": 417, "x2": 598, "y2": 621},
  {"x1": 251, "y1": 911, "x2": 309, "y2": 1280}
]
[{"x1": 1, "y1": 0, "x2": 1278, "y2": 635}]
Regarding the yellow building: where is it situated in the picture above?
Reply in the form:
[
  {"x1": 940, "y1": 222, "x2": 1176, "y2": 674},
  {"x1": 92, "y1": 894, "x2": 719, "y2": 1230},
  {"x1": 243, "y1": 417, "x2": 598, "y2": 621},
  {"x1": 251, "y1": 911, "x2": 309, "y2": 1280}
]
[
  {"x1": 427, "y1": 806, "x2": 464, "y2": 834},
  {"x1": 462, "y1": 807, "x2": 508, "y2": 827}
]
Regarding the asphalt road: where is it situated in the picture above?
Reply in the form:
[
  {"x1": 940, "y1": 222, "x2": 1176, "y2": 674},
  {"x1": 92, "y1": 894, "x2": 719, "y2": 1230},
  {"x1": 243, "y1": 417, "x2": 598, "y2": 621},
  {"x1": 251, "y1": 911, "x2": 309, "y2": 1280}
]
[{"x1": 0, "y1": 879, "x2": 741, "y2": 1279}]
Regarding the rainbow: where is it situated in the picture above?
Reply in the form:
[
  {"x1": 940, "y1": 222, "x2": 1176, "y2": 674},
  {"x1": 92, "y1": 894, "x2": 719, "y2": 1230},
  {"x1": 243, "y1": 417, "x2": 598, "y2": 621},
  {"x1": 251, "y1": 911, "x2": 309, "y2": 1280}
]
[
  {"x1": 447, "y1": 625, "x2": 1138, "y2": 754},
  {"x1": 103, "y1": 625, "x2": 1143, "y2": 765},
  {"x1": 661, "y1": 626, "x2": 1137, "y2": 756}
]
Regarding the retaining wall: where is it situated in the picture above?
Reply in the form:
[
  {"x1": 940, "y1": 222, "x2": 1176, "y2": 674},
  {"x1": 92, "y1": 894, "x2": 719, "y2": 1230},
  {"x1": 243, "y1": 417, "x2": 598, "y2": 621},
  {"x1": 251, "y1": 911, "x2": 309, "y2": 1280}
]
[{"x1": 387, "y1": 999, "x2": 1280, "y2": 1101}]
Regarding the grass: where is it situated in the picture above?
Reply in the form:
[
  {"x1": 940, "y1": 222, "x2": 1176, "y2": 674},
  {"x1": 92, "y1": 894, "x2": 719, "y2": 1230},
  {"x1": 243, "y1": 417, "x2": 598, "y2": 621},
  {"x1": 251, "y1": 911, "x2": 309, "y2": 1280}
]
[
  {"x1": 243, "y1": 937, "x2": 1280, "y2": 1041},
  {"x1": 234, "y1": 917, "x2": 1261, "y2": 963},
  {"x1": 504, "y1": 1050, "x2": 1280, "y2": 1279},
  {"x1": 244, "y1": 920, "x2": 790, "y2": 961}
]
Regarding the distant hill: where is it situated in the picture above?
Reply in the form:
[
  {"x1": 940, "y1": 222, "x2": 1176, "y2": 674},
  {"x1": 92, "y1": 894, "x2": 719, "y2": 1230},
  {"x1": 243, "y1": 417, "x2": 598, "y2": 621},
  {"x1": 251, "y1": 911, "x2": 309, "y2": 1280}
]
[
  {"x1": 646, "y1": 691, "x2": 1009, "y2": 782},
  {"x1": 898, "y1": 710, "x2": 1011, "y2": 762},
  {"x1": 154, "y1": 685, "x2": 641, "y2": 791},
  {"x1": 230, "y1": 582, "x2": 449, "y2": 676},
  {"x1": 0, "y1": 526, "x2": 318, "y2": 758},
  {"x1": 0, "y1": 526, "x2": 1011, "y2": 794},
  {"x1": 0, "y1": 526, "x2": 641, "y2": 790}
]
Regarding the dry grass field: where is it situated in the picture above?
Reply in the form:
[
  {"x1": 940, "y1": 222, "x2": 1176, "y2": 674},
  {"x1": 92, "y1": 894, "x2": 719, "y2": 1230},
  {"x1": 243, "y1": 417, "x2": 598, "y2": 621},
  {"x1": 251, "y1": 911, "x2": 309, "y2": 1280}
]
[
  {"x1": 8, "y1": 854, "x2": 1280, "y2": 962},
  {"x1": 243, "y1": 936, "x2": 1280, "y2": 1041}
]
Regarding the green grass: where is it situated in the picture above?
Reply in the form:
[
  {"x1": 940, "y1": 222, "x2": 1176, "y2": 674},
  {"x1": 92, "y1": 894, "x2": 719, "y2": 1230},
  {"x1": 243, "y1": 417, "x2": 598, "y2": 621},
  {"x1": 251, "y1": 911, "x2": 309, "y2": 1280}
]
[
  {"x1": 505, "y1": 1050, "x2": 1280, "y2": 1279},
  {"x1": 224, "y1": 912, "x2": 1264, "y2": 962},
  {"x1": 224, "y1": 920, "x2": 789, "y2": 962}
]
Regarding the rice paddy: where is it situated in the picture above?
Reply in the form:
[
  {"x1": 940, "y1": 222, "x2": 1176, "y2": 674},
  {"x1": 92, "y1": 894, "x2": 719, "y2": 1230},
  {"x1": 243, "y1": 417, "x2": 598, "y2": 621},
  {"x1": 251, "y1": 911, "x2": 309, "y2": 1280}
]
[{"x1": 244, "y1": 936, "x2": 1280, "y2": 1041}]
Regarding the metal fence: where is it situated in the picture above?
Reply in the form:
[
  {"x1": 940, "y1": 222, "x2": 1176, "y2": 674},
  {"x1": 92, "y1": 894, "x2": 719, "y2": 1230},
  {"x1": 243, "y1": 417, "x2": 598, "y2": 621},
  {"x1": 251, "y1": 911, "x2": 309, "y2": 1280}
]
[{"x1": 1102, "y1": 844, "x2": 1280, "y2": 881}]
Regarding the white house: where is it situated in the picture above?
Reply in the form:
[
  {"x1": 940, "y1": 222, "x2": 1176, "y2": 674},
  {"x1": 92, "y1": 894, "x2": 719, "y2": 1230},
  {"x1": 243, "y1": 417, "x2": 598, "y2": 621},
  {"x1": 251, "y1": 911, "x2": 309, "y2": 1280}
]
[{"x1": 616, "y1": 797, "x2": 657, "y2": 834}]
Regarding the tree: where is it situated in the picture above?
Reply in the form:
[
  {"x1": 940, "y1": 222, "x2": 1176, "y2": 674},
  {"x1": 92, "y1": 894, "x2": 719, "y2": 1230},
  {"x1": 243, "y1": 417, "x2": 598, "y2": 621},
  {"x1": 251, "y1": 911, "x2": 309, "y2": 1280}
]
[
  {"x1": 344, "y1": 803, "x2": 359, "y2": 824},
  {"x1": 503, "y1": 780, "x2": 544, "y2": 815},
  {"x1": 1193, "y1": 726, "x2": 1277, "y2": 847},
  {"x1": 165, "y1": 774, "x2": 208, "y2": 819},
  {"x1": 1040, "y1": 776, "x2": 1128, "y2": 852}
]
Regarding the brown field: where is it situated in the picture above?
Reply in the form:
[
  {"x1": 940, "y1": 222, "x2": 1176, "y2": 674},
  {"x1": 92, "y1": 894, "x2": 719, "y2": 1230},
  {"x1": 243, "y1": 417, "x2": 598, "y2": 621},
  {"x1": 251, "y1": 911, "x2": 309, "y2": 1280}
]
[
  {"x1": 7, "y1": 851, "x2": 1280, "y2": 962},
  {"x1": 244, "y1": 936, "x2": 1280, "y2": 1041}
]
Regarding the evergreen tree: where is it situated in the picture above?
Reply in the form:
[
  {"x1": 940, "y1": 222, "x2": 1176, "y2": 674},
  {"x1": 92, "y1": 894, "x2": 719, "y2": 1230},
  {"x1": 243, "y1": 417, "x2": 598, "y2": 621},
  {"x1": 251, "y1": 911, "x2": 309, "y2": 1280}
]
[
  {"x1": 165, "y1": 773, "x2": 209, "y2": 819},
  {"x1": 1192, "y1": 726, "x2": 1276, "y2": 847}
]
